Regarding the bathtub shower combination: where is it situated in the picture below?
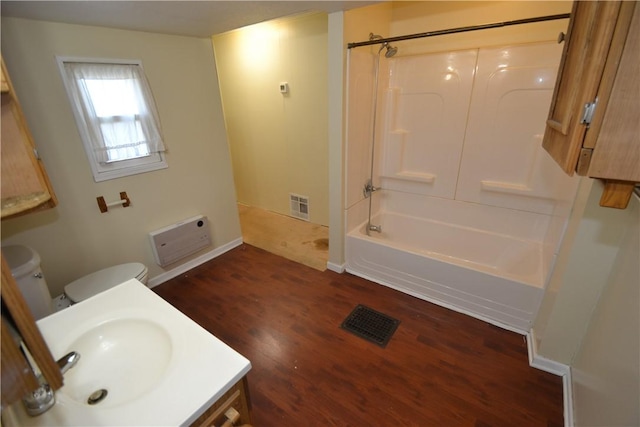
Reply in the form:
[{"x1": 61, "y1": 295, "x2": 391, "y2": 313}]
[{"x1": 345, "y1": 21, "x2": 579, "y2": 332}]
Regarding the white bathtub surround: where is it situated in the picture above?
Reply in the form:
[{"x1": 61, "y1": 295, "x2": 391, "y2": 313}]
[
  {"x1": 380, "y1": 49, "x2": 476, "y2": 199},
  {"x1": 345, "y1": 41, "x2": 579, "y2": 332},
  {"x1": 454, "y1": 44, "x2": 577, "y2": 215}
]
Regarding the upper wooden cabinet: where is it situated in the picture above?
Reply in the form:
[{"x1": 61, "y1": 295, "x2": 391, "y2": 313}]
[
  {"x1": 543, "y1": 1, "x2": 639, "y2": 208},
  {"x1": 1, "y1": 58, "x2": 57, "y2": 219}
]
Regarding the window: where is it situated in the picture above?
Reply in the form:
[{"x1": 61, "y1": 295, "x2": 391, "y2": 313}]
[{"x1": 57, "y1": 58, "x2": 167, "y2": 182}]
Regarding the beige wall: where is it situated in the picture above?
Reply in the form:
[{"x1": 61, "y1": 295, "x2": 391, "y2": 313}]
[
  {"x1": 389, "y1": 1, "x2": 571, "y2": 54},
  {"x1": 345, "y1": 2, "x2": 392, "y2": 45},
  {"x1": 1, "y1": 18, "x2": 240, "y2": 297},
  {"x1": 571, "y1": 190, "x2": 639, "y2": 426},
  {"x1": 212, "y1": 13, "x2": 329, "y2": 226},
  {"x1": 327, "y1": 11, "x2": 346, "y2": 269},
  {"x1": 343, "y1": 1, "x2": 571, "y2": 67},
  {"x1": 534, "y1": 180, "x2": 639, "y2": 425},
  {"x1": 533, "y1": 180, "x2": 635, "y2": 363}
]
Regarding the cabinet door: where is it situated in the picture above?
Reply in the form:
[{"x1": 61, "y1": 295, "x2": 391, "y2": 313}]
[
  {"x1": 1, "y1": 254, "x2": 63, "y2": 409},
  {"x1": 588, "y1": 2, "x2": 639, "y2": 182},
  {"x1": 542, "y1": 1, "x2": 622, "y2": 175},
  {"x1": 1, "y1": 315, "x2": 40, "y2": 408},
  {"x1": 1, "y1": 58, "x2": 57, "y2": 219},
  {"x1": 189, "y1": 377, "x2": 252, "y2": 427}
]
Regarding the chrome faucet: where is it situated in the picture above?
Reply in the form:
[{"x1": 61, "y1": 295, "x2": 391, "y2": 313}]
[
  {"x1": 23, "y1": 351, "x2": 80, "y2": 416},
  {"x1": 57, "y1": 351, "x2": 80, "y2": 375},
  {"x1": 363, "y1": 179, "x2": 380, "y2": 198},
  {"x1": 368, "y1": 224, "x2": 382, "y2": 233}
]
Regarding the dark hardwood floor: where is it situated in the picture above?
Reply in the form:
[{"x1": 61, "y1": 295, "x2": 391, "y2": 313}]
[{"x1": 154, "y1": 244, "x2": 563, "y2": 427}]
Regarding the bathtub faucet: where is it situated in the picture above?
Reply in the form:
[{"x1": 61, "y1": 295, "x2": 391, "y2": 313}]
[
  {"x1": 363, "y1": 180, "x2": 380, "y2": 198},
  {"x1": 368, "y1": 224, "x2": 382, "y2": 233}
]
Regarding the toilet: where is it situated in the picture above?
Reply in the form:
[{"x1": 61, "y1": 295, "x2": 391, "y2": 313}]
[
  {"x1": 3, "y1": 245, "x2": 148, "y2": 320},
  {"x1": 64, "y1": 262, "x2": 148, "y2": 305}
]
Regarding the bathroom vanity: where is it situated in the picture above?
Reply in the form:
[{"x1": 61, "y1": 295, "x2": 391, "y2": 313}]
[
  {"x1": 189, "y1": 377, "x2": 252, "y2": 427},
  {"x1": 1, "y1": 279, "x2": 252, "y2": 426}
]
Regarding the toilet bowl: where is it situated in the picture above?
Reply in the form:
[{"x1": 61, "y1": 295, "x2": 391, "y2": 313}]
[{"x1": 2, "y1": 245, "x2": 148, "y2": 319}]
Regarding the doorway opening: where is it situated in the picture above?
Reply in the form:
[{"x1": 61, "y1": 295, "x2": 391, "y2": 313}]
[{"x1": 212, "y1": 13, "x2": 330, "y2": 270}]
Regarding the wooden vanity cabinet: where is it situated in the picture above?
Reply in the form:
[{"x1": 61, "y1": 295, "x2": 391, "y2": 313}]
[
  {"x1": 190, "y1": 377, "x2": 252, "y2": 427},
  {"x1": 542, "y1": 0, "x2": 639, "y2": 208},
  {"x1": 1, "y1": 57, "x2": 57, "y2": 219}
]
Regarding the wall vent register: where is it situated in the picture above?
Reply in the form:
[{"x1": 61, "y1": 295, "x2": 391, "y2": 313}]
[
  {"x1": 289, "y1": 193, "x2": 309, "y2": 221},
  {"x1": 149, "y1": 215, "x2": 211, "y2": 267}
]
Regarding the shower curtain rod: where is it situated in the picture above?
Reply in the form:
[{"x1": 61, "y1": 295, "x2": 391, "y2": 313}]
[{"x1": 347, "y1": 13, "x2": 570, "y2": 49}]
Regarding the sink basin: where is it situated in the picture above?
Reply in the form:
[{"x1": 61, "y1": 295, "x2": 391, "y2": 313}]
[
  {"x1": 2, "y1": 279, "x2": 251, "y2": 427},
  {"x1": 61, "y1": 318, "x2": 173, "y2": 407}
]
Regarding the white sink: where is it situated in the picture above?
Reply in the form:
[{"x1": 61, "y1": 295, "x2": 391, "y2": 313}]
[
  {"x1": 62, "y1": 318, "x2": 173, "y2": 407},
  {"x1": 2, "y1": 279, "x2": 251, "y2": 426}
]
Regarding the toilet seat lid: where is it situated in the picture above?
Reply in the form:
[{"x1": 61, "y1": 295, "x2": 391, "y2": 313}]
[{"x1": 65, "y1": 263, "x2": 147, "y2": 302}]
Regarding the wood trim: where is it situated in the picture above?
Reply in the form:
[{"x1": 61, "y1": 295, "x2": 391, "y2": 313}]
[
  {"x1": 599, "y1": 180, "x2": 635, "y2": 209},
  {"x1": 545, "y1": 119, "x2": 565, "y2": 134},
  {"x1": 0, "y1": 63, "x2": 8, "y2": 93}
]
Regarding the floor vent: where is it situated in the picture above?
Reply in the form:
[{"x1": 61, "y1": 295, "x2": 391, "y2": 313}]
[
  {"x1": 341, "y1": 305, "x2": 400, "y2": 348},
  {"x1": 289, "y1": 193, "x2": 309, "y2": 221}
]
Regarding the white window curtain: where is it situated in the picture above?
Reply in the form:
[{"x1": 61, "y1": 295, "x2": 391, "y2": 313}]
[{"x1": 63, "y1": 62, "x2": 166, "y2": 164}]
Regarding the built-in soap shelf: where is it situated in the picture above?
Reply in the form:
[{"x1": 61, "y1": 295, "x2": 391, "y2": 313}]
[{"x1": 480, "y1": 180, "x2": 534, "y2": 195}]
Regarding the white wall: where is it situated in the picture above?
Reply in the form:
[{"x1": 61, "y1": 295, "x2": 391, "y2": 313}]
[
  {"x1": 212, "y1": 13, "x2": 329, "y2": 226},
  {"x1": 1, "y1": 18, "x2": 241, "y2": 297}
]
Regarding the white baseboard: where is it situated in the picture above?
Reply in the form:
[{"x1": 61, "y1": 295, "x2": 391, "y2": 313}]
[
  {"x1": 147, "y1": 238, "x2": 243, "y2": 288},
  {"x1": 326, "y1": 261, "x2": 345, "y2": 273},
  {"x1": 526, "y1": 330, "x2": 574, "y2": 427}
]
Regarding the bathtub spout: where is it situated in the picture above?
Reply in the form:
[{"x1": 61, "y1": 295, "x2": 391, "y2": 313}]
[{"x1": 368, "y1": 224, "x2": 382, "y2": 233}]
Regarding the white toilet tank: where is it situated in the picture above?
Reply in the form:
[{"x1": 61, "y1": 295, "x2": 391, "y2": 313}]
[{"x1": 2, "y1": 245, "x2": 54, "y2": 320}]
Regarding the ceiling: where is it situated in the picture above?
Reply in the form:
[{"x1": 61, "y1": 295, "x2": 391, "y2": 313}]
[{"x1": 0, "y1": 1, "x2": 380, "y2": 38}]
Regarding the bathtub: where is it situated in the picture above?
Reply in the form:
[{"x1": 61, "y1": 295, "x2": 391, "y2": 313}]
[{"x1": 345, "y1": 210, "x2": 548, "y2": 332}]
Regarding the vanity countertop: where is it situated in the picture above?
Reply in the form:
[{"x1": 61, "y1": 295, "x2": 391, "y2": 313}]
[{"x1": 2, "y1": 279, "x2": 251, "y2": 426}]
